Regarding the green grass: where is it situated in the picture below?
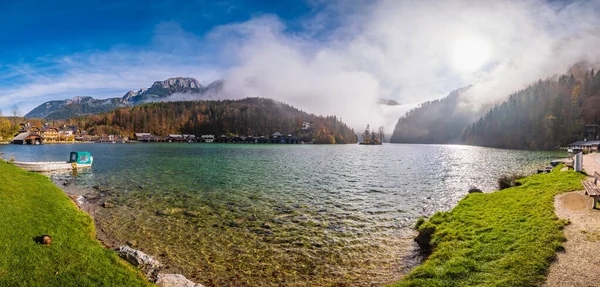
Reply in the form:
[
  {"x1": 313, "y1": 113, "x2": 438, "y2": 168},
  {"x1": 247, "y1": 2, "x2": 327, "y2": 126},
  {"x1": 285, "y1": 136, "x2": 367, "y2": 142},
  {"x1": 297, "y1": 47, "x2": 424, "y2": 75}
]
[
  {"x1": 0, "y1": 161, "x2": 151, "y2": 287},
  {"x1": 394, "y1": 167, "x2": 585, "y2": 287}
]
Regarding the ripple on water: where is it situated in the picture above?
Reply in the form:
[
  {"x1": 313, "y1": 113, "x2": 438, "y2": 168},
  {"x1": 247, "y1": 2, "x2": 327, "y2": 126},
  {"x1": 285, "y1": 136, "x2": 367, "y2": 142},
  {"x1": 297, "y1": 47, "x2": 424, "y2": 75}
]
[{"x1": 0, "y1": 143, "x2": 564, "y2": 286}]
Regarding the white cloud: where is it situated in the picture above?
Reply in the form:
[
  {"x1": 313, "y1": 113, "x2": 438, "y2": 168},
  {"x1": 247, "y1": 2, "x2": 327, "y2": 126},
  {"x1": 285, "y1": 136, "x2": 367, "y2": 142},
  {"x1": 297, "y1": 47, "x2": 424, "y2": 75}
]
[{"x1": 2, "y1": 0, "x2": 600, "y2": 133}]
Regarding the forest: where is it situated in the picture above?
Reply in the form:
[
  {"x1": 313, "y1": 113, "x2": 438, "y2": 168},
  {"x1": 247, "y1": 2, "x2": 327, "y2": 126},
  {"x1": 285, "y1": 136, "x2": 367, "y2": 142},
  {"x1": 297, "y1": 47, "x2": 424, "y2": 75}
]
[
  {"x1": 390, "y1": 86, "x2": 479, "y2": 144},
  {"x1": 64, "y1": 98, "x2": 358, "y2": 144},
  {"x1": 462, "y1": 68, "x2": 600, "y2": 149}
]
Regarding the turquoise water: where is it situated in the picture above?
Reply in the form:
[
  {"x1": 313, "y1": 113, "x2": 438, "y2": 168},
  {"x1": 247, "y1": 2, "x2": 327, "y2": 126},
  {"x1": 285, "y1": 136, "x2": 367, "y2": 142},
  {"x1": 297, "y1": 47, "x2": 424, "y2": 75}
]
[{"x1": 0, "y1": 143, "x2": 564, "y2": 286}]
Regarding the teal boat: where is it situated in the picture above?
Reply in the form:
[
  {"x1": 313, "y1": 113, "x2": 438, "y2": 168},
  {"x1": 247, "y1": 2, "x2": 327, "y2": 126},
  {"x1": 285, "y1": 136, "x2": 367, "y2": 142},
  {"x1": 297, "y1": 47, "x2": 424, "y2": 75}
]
[{"x1": 10, "y1": 152, "x2": 93, "y2": 172}]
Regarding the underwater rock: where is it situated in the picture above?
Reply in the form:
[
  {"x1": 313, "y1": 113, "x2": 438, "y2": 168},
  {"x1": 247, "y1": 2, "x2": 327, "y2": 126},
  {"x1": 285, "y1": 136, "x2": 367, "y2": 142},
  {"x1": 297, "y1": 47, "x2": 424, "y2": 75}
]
[
  {"x1": 183, "y1": 210, "x2": 200, "y2": 217},
  {"x1": 156, "y1": 274, "x2": 205, "y2": 287},
  {"x1": 114, "y1": 246, "x2": 163, "y2": 280},
  {"x1": 126, "y1": 240, "x2": 139, "y2": 247},
  {"x1": 156, "y1": 208, "x2": 185, "y2": 216},
  {"x1": 102, "y1": 201, "x2": 115, "y2": 208}
]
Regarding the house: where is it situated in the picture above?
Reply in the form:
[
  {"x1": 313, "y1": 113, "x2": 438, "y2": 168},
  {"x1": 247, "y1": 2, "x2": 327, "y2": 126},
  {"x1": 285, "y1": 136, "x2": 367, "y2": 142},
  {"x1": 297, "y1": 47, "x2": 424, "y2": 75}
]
[
  {"x1": 18, "y1": 123, "x2": 41, "y2": 133},
  {"x1": 41, "y1": 126, "x2": 59, "y2": 141},
  {"x1": 244, "y1": 136, "x2": 256, "y2": 143},
  {"x1": 285, "y1": 134, "x2": 299, "y2": 144},
  {"x1": 11, "y1": 132, "x2": 44, "y2": 145},
  {"x1": 270, "y1": 132, "x2": 284, "y2": 144},
  {"x1": 134, "y1": 133, "x2": 154, "y2": 142},
  {"x1": 301, "y1": 122, "x2": 312, "y2": 130},
  {"x1": 215, "y1": 135, "x2": 230, "y2": 143},
  {"x1": 257, "y1": 136, "x2": 269, "y2": 144},
  {"x1": 201, "y1": 135, "x2": 215, "y2": 143},
  {"x1": 59, "y1": 125, "x2": 80, "y2": 140},
  {"x1": 231, "y1": 136, "x2": 243, "y2": 143},
  {"x1": 183, "y1": 134, "x2": 196, "y2": 143},
  {"x1": 166, "y1": 134, "x2": 185, "y2": 143},
  {"x1": 568, "y1": 140, "x2": 600, "y2": 152}
]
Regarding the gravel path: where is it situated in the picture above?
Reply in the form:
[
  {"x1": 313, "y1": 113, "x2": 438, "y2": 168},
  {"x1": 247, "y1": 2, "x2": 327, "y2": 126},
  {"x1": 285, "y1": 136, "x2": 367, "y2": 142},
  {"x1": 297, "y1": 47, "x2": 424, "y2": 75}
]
[{"x1": 543, "y1": 153, "x2": 600, "y2": 287}]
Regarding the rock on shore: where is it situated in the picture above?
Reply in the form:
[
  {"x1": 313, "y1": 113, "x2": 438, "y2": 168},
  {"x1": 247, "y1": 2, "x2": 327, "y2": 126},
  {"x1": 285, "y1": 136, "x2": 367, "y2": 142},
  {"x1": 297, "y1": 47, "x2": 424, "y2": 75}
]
[
  {"x1": 156, "y1": 274, "x2": 205, "y2": 287},
  {"x1": 114, "y1": 246, "x2": 163, "y2": 280}
]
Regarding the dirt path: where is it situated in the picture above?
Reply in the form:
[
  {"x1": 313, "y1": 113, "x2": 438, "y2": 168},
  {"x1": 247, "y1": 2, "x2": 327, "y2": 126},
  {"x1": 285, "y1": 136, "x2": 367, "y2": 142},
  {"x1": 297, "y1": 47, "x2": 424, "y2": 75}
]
[{"x1": 543, "y1": 153, "x2": 600, "y2": 287}]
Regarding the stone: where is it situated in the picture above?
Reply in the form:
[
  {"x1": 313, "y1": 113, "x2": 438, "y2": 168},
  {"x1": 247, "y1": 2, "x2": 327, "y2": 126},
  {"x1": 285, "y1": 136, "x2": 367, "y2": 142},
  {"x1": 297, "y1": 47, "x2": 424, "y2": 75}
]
[
  {"x1": 156, "y1": 274, "x2": 205, "y2": 287},
  {"x1": 42, "y1": 235, "x2": 52, "y2": 245},
  {"x1": 102, "y1": 201, "x2": 115, "y2": 208},
  {"x1": 261, "y1": 222, "x2": 272, "y2": 229},
  {"x1": 183, "y1": 210, "x2": 200, "y2": 217},
  {"x1": 468, "y1": 186, "x2": 483, "y2": 193},
  {"x1": 126, "y1": 240, "x2": 139, "y2": 247},
  {"x1": 114, "y1": 246, "x2": 163, "y2": 280}
]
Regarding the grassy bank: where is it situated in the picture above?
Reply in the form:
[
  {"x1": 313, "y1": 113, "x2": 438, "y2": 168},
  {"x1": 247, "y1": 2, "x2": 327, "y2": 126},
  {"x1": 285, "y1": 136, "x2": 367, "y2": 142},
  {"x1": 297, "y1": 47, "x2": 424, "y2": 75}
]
[
  {"x1": 395, "y1": 167, "x2": 584, "y2": 287},
  {"x1": 0, "y1": 161, "x2": 151, "y2": 286}
]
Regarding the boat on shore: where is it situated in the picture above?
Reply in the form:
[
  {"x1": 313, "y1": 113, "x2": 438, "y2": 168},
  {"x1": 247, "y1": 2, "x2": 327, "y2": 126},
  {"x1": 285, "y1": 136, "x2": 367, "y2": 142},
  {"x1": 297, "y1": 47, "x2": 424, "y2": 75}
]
[{"x1": 9, "y1": 152, "x2": 93, "y2": 172}]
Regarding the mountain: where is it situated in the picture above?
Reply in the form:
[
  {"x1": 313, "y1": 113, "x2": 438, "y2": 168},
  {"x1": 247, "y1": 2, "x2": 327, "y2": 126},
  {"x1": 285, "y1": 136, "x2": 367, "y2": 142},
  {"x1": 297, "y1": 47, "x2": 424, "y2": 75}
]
[
  {"x1": 461, "y1": 70, "x2": 600, "y2": 149},
  {"x1": 390, "y1": 86, "x2": 481, "y2": 144},
  {"x1": 67, "y1": 97, "x2": 358, "y2": 144},
  {"x1": 24, "y1": 77, "x2": 222, "y2": 119},
  {"x1": 378, "y1": 99, "x2": 400, "y2": 106}
]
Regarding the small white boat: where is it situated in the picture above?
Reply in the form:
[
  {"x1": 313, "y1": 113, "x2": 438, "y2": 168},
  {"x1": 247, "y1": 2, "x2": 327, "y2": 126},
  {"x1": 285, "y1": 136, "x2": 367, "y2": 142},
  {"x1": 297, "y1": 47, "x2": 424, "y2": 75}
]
[{"x1": 11, "y1": 152, "x2": 93, "y2": 172}]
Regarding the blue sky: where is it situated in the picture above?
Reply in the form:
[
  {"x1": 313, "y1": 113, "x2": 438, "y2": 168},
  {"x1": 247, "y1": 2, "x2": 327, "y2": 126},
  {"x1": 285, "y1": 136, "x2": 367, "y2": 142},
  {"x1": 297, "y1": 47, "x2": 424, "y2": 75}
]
[
  {"x1": 0, "y1": 0, "x2": 598, "y2": 132},
  {"x1": 0, "y1": 0, "x2": 325, "y2": 114}
]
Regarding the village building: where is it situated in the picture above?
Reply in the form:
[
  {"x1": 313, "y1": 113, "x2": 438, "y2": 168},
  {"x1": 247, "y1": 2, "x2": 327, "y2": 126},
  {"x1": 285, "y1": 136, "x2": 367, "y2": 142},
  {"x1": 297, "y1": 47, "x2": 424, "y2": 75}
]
[
  {"x1": 301, "y1": 122, "x2": 312, "y2": 130},
  {"x1": 201, "y1": 135, "x2": 215, "y2": 143},
  {"x1": 11, "y1": 132, "x2": 44, "y2": 145},
  {"x1": 166, "y1": 134, "x2": 185, "y2": 143},
  {"x1": 134, "y1": 133, "x2": 154, "y2": 142},
  {"x1": 183, "y1": 134, "x2": 196, "y2": 142},
  {"x1": 41, "y1": 126, "x2": 59, "y2": 141},
  {"x1": 244, "y1": 136, "x2": 256, "y2": 143},
  {"x1": 216, "y1": 135, "x2": 230, "y2": 143}
]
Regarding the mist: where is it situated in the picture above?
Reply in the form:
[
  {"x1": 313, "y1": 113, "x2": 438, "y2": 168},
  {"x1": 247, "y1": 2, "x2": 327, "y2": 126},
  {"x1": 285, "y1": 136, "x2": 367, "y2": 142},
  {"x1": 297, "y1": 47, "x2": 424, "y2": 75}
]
[{"x1": 209, "y1": 0, "x2": 600, "y2": 132}]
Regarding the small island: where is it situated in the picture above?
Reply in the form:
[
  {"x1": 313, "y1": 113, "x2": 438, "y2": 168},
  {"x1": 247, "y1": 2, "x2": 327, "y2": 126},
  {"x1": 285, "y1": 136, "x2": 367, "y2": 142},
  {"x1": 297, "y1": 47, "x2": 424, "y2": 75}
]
[{"x1": 359, "y1": 124, "x2": 384, "y2": 145}]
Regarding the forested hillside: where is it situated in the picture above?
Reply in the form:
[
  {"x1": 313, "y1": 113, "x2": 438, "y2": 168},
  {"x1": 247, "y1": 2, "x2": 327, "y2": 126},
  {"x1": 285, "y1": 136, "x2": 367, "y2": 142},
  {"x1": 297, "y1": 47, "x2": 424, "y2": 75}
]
[
  {"x1": 390, "y1": 87, "x2": 477, "y2": 144},
  {"x1": 462, "y1": 70, "x2": 600, "y2": 149},
  {"x1": 66, "y1": 98, "x2": 358, "y2": 144}
]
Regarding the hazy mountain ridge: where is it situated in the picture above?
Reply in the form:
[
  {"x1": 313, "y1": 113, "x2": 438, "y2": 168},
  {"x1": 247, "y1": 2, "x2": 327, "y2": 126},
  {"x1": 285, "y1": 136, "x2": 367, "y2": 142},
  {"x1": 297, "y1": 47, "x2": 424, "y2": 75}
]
[
  {"x1": 24, "y1": 77, "x2": 223, "y2": 119},
  {"x1": 461, "y1": 69, "x2": 600, "y2": 149},
  {"x1": 390, "y1": 86, "x2": 482, "y2": 144}
]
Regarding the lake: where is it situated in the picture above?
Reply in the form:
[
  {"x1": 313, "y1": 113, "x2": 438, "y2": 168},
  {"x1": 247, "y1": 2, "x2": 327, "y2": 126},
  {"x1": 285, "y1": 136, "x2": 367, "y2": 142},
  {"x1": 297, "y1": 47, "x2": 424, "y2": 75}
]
[{"x1": 0, "y1": 143, "x2": 564, "y2": 286}]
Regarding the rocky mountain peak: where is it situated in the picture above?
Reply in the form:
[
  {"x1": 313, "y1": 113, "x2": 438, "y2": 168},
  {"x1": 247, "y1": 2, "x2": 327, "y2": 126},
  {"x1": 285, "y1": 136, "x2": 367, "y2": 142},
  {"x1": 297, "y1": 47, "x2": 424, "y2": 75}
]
[
  {"x1": 66, "y1": 96, "x2": 93, "y2": 105},
  {"x1": 150, "y1": 77, "x2": 203, "y2": 91}
]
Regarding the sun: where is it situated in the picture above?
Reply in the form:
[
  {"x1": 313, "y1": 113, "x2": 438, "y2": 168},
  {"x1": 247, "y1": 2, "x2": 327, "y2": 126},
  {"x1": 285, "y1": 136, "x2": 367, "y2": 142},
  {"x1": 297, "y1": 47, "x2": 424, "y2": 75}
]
[{"x1": 451, "y1": 36, "x2": 490, "y2": 73}]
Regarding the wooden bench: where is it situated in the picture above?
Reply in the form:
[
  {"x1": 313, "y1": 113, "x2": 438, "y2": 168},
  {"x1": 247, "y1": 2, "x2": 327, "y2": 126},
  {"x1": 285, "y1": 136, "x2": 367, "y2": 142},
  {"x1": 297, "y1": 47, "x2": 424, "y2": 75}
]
[{"x1": 582, "y1": 171, "x2": 600, "y2": 209}]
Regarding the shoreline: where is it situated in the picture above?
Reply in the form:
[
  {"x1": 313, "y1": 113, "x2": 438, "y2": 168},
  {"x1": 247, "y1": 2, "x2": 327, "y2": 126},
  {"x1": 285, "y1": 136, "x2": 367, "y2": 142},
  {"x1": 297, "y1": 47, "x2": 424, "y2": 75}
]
[{"x1": 395, "y1": 163, "x2": 585, "y2": 286}]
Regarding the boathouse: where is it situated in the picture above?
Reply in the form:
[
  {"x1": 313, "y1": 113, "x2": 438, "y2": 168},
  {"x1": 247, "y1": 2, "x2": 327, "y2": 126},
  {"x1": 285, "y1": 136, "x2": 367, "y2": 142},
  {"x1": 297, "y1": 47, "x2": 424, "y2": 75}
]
[
  {"x1": 134, "y1": 133, "x2": 153, "y2": 142},
  {"x1": 257, "y1": 136, "x2": 268, "y2": 143},
  {"x1": 285, "y1": 134, "x2": 299, "y2": 144},
  {"x1": 166, "y1": 134, "x2": 185, "y2": 143},
  {"x1": 231, "y1": 136, "x2": 243, "y2": 143},
  {"x1": 270, "y1": 132, "x2": 284, "y2": 144},
  {"x1": 568, "y1": 140, "x2": 600, "y2": 152},
  {"x1": 201, "y1": 135, "x2": 215, "y2": 143},
  {"x1": 244, "y1": 136, "x2": 256, "y2": 143},
  {"x1": 216, "y1": 135, "x2": 230, "y2": 143},
  {"x1": 11, "y1": 132, "x2": 44, "y2": 145}
]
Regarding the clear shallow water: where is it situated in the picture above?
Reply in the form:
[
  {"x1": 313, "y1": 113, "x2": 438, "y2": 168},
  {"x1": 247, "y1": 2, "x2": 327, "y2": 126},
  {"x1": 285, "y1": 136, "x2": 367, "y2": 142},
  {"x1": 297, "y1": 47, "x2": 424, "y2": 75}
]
[{"x1": 0, "y1": 143, "x2": 564, "y2": 286}]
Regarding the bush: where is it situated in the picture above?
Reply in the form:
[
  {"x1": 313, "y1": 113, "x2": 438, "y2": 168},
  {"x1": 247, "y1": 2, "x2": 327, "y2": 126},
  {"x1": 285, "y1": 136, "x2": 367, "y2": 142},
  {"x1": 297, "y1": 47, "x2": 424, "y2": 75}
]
[{"x1": 498, "y1": 173, "x2": 524, "y2": 190}]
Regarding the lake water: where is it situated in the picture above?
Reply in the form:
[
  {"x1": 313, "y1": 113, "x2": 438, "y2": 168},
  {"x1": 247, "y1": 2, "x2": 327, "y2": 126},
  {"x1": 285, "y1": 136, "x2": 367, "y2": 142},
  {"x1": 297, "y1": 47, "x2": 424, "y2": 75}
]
[{"x1": 0, "y1": 143, "x2": 564, "y2": 286}]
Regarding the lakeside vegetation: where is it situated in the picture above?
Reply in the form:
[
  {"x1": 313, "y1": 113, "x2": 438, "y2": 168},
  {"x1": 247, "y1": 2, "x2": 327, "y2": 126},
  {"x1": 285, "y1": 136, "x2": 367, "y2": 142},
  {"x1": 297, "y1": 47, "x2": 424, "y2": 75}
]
[
  {"x1": 0, "y1": 161, "x2": 150, "y2": 286},
  {"x1": 55, "y1": 98, "x2": 358, "y2": 144},
  {"x1": 463, "y1": 67, "x2": 600, "y2": 149},
  {"x1": 395, "y1": 167, "x2": 584, "y2": 286}
]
